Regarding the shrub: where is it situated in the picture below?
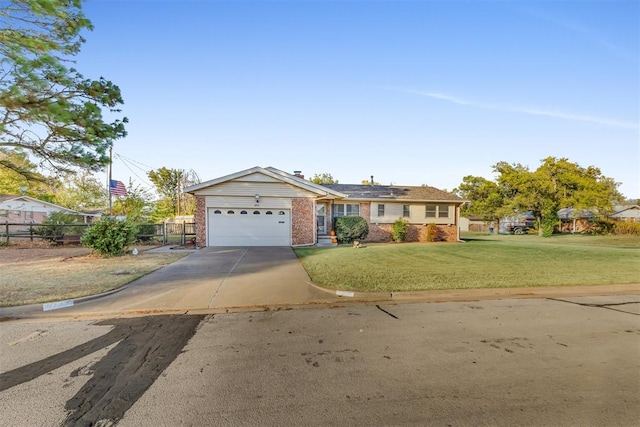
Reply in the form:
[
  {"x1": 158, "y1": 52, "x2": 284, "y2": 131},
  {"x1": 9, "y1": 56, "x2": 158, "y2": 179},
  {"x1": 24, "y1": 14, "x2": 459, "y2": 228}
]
[
  {"x1": 586, "y1": 218, "x2": 615, "y2": 235},
  {"x1": 391, "y1": 218, "x2": 409, "y2": 242},
  {"x1": 36, "y1": 212, "x2": 87, "y2": 241},
  {"x1": 613, "y1": 221, "x2": 640, "y2": 235},
  {"x1": 425, "y1": 223, "x2": 439, "y2": 242},
  {"x1": 81, "y1": 217, "x2": 138, "y2": 256},
  {"x1": 334, "y1": 216, "x2": 369, "y2": 243}
]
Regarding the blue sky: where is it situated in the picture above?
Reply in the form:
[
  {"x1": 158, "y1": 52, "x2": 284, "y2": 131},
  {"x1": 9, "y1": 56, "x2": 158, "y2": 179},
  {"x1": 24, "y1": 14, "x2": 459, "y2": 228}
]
[{"x1": 78, "y1": 0, "x2": 639, "y2": 198}]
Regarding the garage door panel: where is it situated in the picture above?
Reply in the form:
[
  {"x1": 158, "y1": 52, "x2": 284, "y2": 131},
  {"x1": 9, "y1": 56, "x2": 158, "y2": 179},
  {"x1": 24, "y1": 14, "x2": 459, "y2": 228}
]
[{"x1": 208, "y1": 208, "x2": 290, "y2": 246}]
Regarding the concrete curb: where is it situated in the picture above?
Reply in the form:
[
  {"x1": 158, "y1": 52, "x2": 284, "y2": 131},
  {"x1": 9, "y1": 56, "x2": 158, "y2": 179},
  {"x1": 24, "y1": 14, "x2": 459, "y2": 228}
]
[
  {"x1": 3, "y1": 281, "x2": 639, "y2": 321},
  {"x1": 306, "y1": 281, "x2": 640, "y2": 303}
]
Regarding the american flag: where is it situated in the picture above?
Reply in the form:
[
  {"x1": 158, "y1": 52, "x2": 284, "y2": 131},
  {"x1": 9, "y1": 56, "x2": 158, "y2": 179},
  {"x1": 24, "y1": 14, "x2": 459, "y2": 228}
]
[{"x1": 109, "y1": 180, "x2": 128, "y2": 197}]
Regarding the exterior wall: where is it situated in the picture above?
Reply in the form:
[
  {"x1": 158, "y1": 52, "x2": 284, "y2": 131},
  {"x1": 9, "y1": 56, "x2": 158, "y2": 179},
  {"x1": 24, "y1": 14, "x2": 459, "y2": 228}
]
[
  {"x1": 204, "y1": 195, "x2": 291, "y2": 210},
  {"x1": 361, "y1": 202, "x2": 458, "y2": 243},
  {"x1": 195, "y1": 196, "x2": 206, "y2": 247},
  {"x1": 558, "y1": 218, "x2": 593, "y2": 233},
  {"x1": 195, "y1": 180, "x2": 315, "y2": 198},
  {"x1": 367, "y1": 201, "x2": 456, "y2": 225},
  {"x1": 291, "y1": 198, "x2": 315, "y2": 245},
  {"x1": 0, "y1": 209, "x2": 46, "y2": 224},
  {"x1": 610, "y1": 207, "x2": 640, "y2": 222}
]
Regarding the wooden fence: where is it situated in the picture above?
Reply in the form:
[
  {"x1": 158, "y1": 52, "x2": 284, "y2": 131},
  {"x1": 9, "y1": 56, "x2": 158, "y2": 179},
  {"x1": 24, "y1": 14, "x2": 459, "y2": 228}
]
[{"x1": 0, "y1": 222, "x2": 196, "y2": 245}]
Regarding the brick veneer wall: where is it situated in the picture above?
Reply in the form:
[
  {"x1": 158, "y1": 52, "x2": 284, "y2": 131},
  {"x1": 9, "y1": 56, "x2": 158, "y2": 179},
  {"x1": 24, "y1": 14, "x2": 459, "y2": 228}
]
[
  {"x1": 291, "y1": 197, "x2": 315, "y2": 245},
  {"x1": 195, "y1": 196, "x2": 206, "y2": 247},
  {"x1": 362, "y1": 202, "x2": 459, "y2": 243}
]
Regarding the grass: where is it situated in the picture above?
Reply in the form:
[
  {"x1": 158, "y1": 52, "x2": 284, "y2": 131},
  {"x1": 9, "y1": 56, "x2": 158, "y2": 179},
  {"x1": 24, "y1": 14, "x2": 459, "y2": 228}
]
[
  {"x1": 294, "y1": 233, "x2": 640, "y2": 292},
  {"x1": 0, "y1": 249, "x2": 189, "y2": 307}
]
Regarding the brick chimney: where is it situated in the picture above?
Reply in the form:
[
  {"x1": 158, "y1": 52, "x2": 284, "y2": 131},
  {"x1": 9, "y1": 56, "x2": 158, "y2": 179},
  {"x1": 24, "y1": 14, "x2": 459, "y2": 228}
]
[{"x1": 293, "y1": 170, "x2": 304, "y2": 179}]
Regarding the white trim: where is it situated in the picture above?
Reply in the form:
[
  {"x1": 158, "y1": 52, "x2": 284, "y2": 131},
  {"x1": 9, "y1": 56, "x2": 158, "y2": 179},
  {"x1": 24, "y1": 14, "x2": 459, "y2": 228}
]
[{"x1": 185, "y1": 166, "x2": 347, "y2": 197}]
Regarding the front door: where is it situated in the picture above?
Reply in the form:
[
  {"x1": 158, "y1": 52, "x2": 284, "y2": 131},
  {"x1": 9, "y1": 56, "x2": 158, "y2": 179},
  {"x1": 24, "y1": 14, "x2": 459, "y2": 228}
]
[{"x1": 317, "y1": 204, "x2": 326, "y2": 234}]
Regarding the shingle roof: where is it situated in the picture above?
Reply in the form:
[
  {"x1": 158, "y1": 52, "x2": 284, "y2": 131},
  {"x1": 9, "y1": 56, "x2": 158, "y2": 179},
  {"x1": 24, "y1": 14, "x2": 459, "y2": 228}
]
[
  {"x1": 0, "y1": 194, "x2": 19, "y2": 203},
  {"x1": 322, "y1": 184, "x2": 464, "y2": 202}
]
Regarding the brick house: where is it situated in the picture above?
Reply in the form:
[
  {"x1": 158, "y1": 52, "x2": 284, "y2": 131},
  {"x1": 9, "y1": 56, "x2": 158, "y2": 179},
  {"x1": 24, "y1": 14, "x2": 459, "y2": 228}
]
[{"x1": 185, "y1": 166, "x2": 466, "y2": 247}]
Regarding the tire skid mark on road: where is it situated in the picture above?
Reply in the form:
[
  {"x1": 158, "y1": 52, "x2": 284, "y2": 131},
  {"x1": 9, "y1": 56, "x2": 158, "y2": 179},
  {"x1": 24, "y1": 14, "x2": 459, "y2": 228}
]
[{"x1": 0, "y1": 315, "x2": 204, "y2": 426}]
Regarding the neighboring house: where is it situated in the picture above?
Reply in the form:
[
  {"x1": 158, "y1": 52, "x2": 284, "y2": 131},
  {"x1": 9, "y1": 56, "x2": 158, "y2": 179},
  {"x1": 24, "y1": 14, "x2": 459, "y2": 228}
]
[
  {"x1": 460, "y1": 215, "x2": 491, "y2": 233},
  {"x1": 185, "y1": 166, "x2": 466, "y2": 247},
  {"x1": 557, "y1": 208, "x2": 595, "y2": 233},
  {"x1": 610, "y1": 204, "x2": 640, "y2": 223},
  {"x1": 0, "y1": 195, "x2": 99, "y2": 224}
]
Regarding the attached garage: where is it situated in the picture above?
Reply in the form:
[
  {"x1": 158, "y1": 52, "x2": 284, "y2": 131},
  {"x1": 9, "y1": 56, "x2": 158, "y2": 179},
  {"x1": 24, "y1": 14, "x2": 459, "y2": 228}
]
[
  {"x1": 208, "y1": 208, "x2": 291, "y2": 246},
  {"x1": 186, "y1": 167, "x2": 346, "y2": 247}
]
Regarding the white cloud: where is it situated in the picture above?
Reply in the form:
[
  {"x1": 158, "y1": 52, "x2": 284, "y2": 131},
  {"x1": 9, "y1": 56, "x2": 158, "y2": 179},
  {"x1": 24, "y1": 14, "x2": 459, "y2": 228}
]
[{"x1": 407, "y1": 90, "x2": 639, "y2": 130}]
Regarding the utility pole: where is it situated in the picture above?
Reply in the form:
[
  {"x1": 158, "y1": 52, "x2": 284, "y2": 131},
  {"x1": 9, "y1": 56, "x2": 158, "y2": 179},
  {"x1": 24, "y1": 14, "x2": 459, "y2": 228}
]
[{"x1": 108, "y1": 146, "x2": 113, "y2": 216}]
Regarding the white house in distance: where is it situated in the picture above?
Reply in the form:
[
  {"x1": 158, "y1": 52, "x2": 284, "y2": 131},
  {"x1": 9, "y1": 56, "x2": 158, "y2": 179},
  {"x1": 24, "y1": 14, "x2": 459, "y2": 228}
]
[
  {"x1": 610, "y1": 204, "x2": 640, "y2": 223},
  {"x1": 0, "y1": 195, "x2": 99, "y2": 224}
]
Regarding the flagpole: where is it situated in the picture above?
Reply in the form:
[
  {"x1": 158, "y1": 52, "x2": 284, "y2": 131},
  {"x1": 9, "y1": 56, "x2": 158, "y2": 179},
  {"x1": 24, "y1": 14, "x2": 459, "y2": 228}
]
[{"x1": 108, "y1": 145, "x2": 113, "y2": 216}]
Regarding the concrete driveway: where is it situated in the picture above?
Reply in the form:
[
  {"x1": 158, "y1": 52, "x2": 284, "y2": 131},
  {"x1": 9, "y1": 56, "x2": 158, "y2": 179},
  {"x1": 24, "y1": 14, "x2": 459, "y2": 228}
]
[{"x1": 7, "y1": 247, "x2": 338, "y2": 318}]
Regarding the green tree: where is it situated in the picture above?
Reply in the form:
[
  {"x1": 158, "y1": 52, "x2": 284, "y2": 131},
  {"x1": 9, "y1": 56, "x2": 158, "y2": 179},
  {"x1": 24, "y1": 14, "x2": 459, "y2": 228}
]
[
  {"x1": 494, "y1": 157, "x2": 623, "y2": 236},
  {"x1": 148, "y1": 167, "x2": 200, "y2": 219},
  {"x1": 51, "y1": 171, "x2": 106, "y2": 211},
  {"x1": 454, "y1": 175, "x2": 504, "y2": 233},
  {"x1": 0, "y1": 0, "x2": 127, "y2": 179},
  {"x1": 112, "y1": 179, "x2": 153, "y2": 222},
  {"x1": 0, "y1": 148, "x2": 52, "y2": 197},
  {"x1": 310, "y1": 173, "x2": 338, "y2": 184}
]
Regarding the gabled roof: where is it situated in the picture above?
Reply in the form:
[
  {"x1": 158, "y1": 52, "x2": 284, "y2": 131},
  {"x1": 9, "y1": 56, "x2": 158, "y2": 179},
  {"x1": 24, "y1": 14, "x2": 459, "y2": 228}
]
[
  {"x1": 610, "y1": 204, "x2": 640, "y2": 218},
  {"x1": 184, "y1": 166, "x2": 347, "y2": 198},
  {"x1": 322, "y1": 184, "x2": 465, "y2": 203},
  {"x1": 612, "y1": 204, "x2": 640, "y2": 214}
]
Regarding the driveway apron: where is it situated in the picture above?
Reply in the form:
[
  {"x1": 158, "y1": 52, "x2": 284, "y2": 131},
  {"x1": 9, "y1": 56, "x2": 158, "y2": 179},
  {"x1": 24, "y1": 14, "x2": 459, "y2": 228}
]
[{"x1": 33, "y1": 247, "x2": 336, "y2": 317}]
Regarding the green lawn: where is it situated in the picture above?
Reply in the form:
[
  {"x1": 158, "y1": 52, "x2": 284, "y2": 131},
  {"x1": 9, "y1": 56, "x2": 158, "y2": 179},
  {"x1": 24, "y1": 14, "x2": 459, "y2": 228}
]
[{"x1": 294, "y1": 233, "x2": 640, "y2": 292}]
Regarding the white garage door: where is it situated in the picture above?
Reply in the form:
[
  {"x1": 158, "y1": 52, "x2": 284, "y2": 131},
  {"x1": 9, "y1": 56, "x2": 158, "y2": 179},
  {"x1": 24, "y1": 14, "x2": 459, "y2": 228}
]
[{"x1": 208, "y1": 208, "x2": 291, "y2": 246}]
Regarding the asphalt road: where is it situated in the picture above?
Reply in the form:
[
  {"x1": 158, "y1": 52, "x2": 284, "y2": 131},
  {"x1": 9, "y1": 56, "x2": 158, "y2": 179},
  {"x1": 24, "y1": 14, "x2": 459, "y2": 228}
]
[{"x1": 1, "y1": 295, "x2": 639, "y2": 426}]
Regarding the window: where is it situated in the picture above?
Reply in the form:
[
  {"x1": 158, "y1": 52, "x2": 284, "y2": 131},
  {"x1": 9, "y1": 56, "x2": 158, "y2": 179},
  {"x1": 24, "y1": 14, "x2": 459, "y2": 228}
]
[
  {"x1": 214, "y1": 210, "x2": 221, "y2": 214},
  {"x1": 426, "y1": 205, "x2": 450, "y2": 218},
  {"x1": 26, "y1": 211, "x2": 34, "y2": 219},
  {"x1": 227, "y1": 210, "x2": 235, "y2": 214},
  {"x1": 403, "y1": 205, "x2": 410, "y2": 218},
  {"x1": 240, "y1": 210, "x2": 248, "y2": 214},
  {"x1": 11, "y1": 210, "x2": 21, "y2": 218},
  {"x1": 266, "y1": 211, "x2": 273, "y2": 215},
  {"x1": 0, "y1": 209, "x2": 7, "y2": 217},
  {"x1": 425, "y1": 205, "x2": 437, "y2": 218},
  {"x1": 377, "y1": 204, "x2": 385, "y2": 217},
  {"x1": 253, "y1": 211, "x2": 260, "y2": 215},
  {"x1": 278, "y1": 211, "x2": 285, "y2": 215},
  {"x1": 334, "y1": 203, "x2": 360, "y2": 217}
]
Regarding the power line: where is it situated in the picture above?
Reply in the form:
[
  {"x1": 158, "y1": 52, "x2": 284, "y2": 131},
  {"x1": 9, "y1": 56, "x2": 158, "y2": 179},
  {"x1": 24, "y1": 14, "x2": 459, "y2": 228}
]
[{"x1": 113, "y1": 154, "x2": 154, "y2": 188}]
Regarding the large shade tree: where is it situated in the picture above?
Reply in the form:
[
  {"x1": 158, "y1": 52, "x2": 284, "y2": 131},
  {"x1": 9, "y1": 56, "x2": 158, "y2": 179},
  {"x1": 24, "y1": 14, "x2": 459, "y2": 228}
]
[
  {"x1": 454, "y1": 175, "x2": 504, "y2": 232},
  {"x1": 460, "y1": 157, "x2": 623, "y2": 237},
  {"x1": 0, "y1": 0, "x2": 127, "y2": 179}
]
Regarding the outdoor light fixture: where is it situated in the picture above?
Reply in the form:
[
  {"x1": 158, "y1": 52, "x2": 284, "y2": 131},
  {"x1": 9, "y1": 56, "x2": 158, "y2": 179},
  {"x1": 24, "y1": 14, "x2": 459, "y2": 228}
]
[{"x1": 255, "y1": 194, "x2": 260, "y2": 203}]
